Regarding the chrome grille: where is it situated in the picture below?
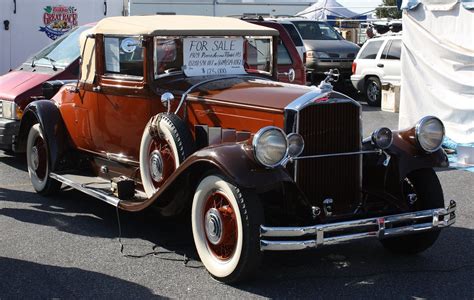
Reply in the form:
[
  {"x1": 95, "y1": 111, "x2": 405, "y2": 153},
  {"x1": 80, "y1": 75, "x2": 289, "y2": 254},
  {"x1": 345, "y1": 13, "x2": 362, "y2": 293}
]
[{"x1": 296, "y1": 102, "x2": 361, "y2": 215}]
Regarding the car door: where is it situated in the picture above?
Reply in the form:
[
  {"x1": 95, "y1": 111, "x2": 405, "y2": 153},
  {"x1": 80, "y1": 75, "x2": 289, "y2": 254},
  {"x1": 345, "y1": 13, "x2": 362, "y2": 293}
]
[
  {"x1": 378, "y1": 38, "x2": 401, "y2": 84},
  {"x1": 356, "y1": 39, "x2": 386, "y2": 79},
  {"x1": 95, "y1": 35, "x2": 152, "y2": 160},
  {"x1": 0, "y1": 0, "x2": 12, "y2": 74}
]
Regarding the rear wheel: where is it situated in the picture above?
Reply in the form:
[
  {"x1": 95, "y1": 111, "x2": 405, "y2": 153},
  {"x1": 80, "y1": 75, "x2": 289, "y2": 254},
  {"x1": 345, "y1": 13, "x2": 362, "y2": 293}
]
[
  {"x1": 191, "y1": 174, "x2": 263, "y2": 283},
  {"x1": 380, "y1": 169, "x2": 444, "y2": 254},
  {"x1": 26, "y1": 124, "x2": 61, "y2": 195},
  {"x1": 365, "y1": 76, "x2": 381, "y2": 107}
]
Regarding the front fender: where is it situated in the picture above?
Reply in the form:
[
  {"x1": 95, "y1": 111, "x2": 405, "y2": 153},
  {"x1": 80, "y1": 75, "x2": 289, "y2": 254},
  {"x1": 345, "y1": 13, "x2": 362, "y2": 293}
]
[
  {"x1": 364, "y1": 129, "x2": 449, "y2": 180},
  {"x1": 18, "y1": 100, "x2": 68, "y2": 171},
  {"x1": 119, "y1": 143, "x2": 293, "y2": 212}
]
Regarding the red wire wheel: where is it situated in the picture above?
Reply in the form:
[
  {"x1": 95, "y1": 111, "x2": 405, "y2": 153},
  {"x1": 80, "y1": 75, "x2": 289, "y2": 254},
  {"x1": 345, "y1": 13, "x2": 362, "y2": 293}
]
[
  {"x1": 202, "y1": 191, "x2": 238, "y2": 260},
  {"x1": 148, "y1": 139, "x2": 175, "y2": 190}
]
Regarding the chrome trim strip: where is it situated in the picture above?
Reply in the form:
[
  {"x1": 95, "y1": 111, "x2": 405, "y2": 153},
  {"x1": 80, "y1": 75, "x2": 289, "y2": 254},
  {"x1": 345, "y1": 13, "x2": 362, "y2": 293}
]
[
  {"x1": 50, "y1": 173, "x2": 120, "y2": 207},
  {"x1": 292, "y1": 150, "x2": 381, "y2": 161},
  {"x1": 260, "y1": 200, "x2": 456, "y2": 251},
  {"x1": 106, "y1": 153, "x2": 140, "y2": 166}
]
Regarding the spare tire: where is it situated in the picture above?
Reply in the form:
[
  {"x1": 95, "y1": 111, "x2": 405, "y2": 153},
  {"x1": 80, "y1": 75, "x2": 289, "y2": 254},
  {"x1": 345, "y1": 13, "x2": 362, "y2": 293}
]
[{"x1": 139, "y1": 113, "x2": 194, "y2": 198}]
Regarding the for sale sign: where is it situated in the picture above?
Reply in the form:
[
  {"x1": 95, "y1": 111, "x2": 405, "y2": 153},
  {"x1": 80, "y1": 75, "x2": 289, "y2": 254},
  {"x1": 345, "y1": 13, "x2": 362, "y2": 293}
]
[
  {"x1": 183, "y1": 37, "x2": 245, "y2": 77},
  {"x1": 39, "y1": 5, "x2": 78, "y2": 40}
]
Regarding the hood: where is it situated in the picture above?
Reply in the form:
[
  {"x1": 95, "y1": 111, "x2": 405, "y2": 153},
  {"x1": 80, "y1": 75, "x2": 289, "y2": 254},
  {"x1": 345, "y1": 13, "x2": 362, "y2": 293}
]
[
  {"x1": 304, "y1": 39, "x2": 360, "y2": 58},
  {"x1": 187, "y1": 77, "x2": 313, "y2": 111},
  {"x1": 0, "y1": 70, "x2": 52, "y2": 101}
]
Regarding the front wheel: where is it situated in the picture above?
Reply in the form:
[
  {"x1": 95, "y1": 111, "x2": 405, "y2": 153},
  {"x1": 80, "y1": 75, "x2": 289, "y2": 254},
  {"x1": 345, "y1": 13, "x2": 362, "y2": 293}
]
[
  {"x1": 191, "y1": 174, "x2": 263, "y2": 283},
  {"x1": 380, "y1": 168, "x2": 444, "y2": 254},
  {"x1": 26, "y1": 124, "x2": 61, "y2": 195}
]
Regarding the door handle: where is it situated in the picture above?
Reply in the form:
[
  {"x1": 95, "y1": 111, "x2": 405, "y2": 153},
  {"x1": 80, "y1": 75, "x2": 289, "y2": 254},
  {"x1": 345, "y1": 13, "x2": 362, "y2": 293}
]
[
  {"x1": 3, "y1": 20, "x2": 9, "y2": 31},
  {"x1": 377, "y1": 63, "x2": 384, "y2": 68},
  {"x1": 104, "y1": 1, "x2": 107, "y2": 16},
  {"x1": 13, "y1": 0, "x2": 16, "y2": 14}
]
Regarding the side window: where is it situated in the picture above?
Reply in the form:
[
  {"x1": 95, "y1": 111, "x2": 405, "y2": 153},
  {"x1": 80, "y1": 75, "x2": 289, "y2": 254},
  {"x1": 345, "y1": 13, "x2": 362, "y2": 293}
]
[
  {"x1": 104, "y1": 36, "x2": 144, "y2": 78},
  {"x1": 277, "y1": 40, "x2": 293, "y2": 65},
  {"x1": 381, "y1": 40, "x2": 392, "y2": 59},
  {"x1": 358, "y1": 40, "x2": 383, "y2": 59},
  {"x1": 386, "y1": 39, "x2": 401, "y2": 60}
]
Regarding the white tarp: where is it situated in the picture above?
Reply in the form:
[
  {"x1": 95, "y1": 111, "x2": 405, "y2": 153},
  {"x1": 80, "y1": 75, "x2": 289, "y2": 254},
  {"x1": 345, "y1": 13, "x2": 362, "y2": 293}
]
[
  {"x1": 296, "y1": 0, "x2": 363, "y2": 20},
  {"x1": 399, "y1": 1, "x2": 474, "y2": 143}
]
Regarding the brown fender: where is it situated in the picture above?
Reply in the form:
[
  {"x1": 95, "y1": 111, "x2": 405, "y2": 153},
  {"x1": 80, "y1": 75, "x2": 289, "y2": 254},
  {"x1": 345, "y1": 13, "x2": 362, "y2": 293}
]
[
  {"x1": 119, "y1": 143, "x2": 293, "y2": 211},
  {"x1": 387, "y1": 126, "x2": 449, "y2": 180}
]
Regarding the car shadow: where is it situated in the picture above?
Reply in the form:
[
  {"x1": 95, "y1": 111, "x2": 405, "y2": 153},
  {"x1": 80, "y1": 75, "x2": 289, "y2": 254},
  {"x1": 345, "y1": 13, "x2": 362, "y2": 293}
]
[
  {"x1": 0, "y1": 257, "x2": 158, "y2": 298},
  {"x1": 1, "y1": 180, "x2": 472, "y2": 298},
  {"x1": 236, "y1": 226, "x2": 474, "y2": 298},
  {"x1": 0, "y1": 151, "x2": 27, "y2": 172}
]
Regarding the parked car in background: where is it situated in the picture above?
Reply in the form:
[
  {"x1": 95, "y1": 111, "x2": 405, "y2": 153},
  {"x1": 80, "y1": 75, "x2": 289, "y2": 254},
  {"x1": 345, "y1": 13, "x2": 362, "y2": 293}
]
[
  {"x1": 283, "y1": 18, "x2": 360, "y2": 84},
  {"x1": 265, "y1": 18, "x2": 306, "y2": 62},
  {"x1": 0, "y1": 24, "x2": 93, "y2": 151},
  {"x1": 241, "y1": 16, "x2": 306, "y2": 85},
  {"x1": 18, "y1": 15, "x2": 456, "y2": 283},
  {"x1": 351, "y1": 34, "x2": 402, "y2": 106}
]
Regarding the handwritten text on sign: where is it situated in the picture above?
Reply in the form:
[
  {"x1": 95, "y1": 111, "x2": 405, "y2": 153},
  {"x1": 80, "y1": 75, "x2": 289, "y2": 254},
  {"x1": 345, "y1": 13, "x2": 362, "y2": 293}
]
[{"x1": 183, "y1": 37, "x2": 246, "y2": 77}]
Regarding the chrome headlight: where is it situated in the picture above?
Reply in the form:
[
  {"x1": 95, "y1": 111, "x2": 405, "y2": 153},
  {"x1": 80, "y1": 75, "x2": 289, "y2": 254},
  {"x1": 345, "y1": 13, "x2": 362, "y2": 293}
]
[
  {"x1": 252, "y1": 126, "x2": 288, "y2": 168},
  {"x1": 1, "y1": 100, "x2": 21, "y2": 120},
  {"x1": 415, "y1": 116, "x2": 445, "y2": 153},
  {"x1": 371, "y1": 127, "x2": 393, "y2": 150},
  {"x1": 287, "y1": 133, "x2": 305, "y2": 157}
]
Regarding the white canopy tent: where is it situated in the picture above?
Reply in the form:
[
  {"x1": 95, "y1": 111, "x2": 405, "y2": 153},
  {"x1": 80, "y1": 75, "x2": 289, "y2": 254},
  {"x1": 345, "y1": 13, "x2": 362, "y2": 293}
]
[
  {"x1": 399, "y1": 0, "x2": 474, "y2": 143},
  {"x1": 296, "y1": 0, "x2": 366, "y2": 20}
]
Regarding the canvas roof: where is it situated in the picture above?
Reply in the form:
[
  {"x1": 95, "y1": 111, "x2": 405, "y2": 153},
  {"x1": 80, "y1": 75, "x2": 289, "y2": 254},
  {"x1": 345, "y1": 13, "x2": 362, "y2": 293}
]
[{"x1": 93, "y1": 15, "x2": 279, "y2": 36}]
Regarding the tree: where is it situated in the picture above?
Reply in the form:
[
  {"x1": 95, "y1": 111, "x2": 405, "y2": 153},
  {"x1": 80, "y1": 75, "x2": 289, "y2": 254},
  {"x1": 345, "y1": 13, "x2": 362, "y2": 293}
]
[{"x1": 375, "y1": 0, "x2": 402, "y2": 19}]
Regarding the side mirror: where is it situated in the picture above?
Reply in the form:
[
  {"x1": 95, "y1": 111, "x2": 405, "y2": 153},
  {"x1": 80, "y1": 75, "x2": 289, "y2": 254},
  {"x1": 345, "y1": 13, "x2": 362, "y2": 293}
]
[{"x1": 161, "y1": 92, "x2": 175, "y2": 113}]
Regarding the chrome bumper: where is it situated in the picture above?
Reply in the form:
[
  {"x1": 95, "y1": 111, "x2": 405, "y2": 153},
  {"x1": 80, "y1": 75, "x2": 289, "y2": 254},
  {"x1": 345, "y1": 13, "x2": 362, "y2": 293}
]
[{"x1": 260, "y1": 200, "x2": 456, "y2": 251}]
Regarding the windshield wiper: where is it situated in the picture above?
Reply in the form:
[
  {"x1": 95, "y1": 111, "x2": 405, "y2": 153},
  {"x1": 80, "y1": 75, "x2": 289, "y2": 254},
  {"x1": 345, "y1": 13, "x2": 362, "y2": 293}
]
[
  {"x1": 44, "y1": 56, "x2": 57, "y2": 71},
  {"x1": 31, "y1": 56, "x2": 37, "y2": 68}
]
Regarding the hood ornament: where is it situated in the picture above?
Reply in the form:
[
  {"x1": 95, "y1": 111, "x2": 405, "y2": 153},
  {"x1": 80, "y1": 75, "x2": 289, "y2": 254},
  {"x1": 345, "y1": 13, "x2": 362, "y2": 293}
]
[{"x1": 318, "y1": 68, "x2": 340, "y2": 90}]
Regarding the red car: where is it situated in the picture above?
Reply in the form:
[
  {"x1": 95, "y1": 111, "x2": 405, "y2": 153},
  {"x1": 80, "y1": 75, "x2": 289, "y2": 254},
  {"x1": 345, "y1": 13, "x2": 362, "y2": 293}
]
[
  {"x1": 243, "y1": 17, "x2": 306, "y2": 86},
  {"x1": 0, "y1": 24, "x2": 93, "y2": 152}
]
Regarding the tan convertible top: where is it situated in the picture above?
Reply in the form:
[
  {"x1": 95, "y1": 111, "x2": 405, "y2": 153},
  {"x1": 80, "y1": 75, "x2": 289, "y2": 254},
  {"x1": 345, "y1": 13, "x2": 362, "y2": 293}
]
[{"x1": 93, "y1": 15, "x2": 279, "y2": 36}]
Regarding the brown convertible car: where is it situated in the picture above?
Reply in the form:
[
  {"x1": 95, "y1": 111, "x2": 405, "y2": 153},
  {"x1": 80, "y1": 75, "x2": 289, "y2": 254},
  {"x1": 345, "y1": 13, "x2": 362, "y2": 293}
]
[{"x1": 16, "y1": 16, "x2": 456, "y2": 283}]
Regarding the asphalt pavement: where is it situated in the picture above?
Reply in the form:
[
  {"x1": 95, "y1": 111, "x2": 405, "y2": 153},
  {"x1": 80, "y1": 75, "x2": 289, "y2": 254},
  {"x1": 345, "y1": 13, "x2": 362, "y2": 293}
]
[{"x1": 1, "y1": 100, "x2": 473, "y2": 299}]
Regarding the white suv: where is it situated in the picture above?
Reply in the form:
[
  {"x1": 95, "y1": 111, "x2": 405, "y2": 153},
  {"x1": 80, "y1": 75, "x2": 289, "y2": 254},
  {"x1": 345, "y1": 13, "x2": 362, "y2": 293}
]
[{"x1": 351, "y1": 34, "x2": 401, "y2": 106}]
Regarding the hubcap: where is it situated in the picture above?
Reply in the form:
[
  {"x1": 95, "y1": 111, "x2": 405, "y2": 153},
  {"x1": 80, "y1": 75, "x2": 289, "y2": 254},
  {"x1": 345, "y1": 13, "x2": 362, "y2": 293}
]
[
  {"x1": 205, "y1": 208, "x2": 223, "y2": 245},
  {"x1": 149, "y1": 150, "x2": 164, "y2": 182},
  {"x1": 31, "y1": 146, "x2": 39, "y2": 171},
  {"x1": 367, "y1": 82, "x2": 379, "y2": 101},
  {"x1": 203, "y1": 191, "x2": 238, "y2": 260}
]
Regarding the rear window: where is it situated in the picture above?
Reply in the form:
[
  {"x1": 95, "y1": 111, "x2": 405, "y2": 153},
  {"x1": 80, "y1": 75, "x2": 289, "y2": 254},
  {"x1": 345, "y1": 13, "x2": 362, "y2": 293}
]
[
  {"x1": 358, "y1": 40, "x2": 383, "y2": 59},
  {"x1": 277, "y1": 39, "x2": 292, "y2": 65},
  {"x1": 281, "y1": 23, "x2": 303, "y2": 46},
  {"x1": 382, "y1": 39, "x2": 402, "y2": 60}
]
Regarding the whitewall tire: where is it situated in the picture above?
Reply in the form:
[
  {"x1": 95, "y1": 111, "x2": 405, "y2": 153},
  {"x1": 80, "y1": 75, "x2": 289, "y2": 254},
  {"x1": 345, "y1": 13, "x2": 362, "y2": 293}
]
[{"x1": 192, "y1": 174, "x2": 263, "y2": 283}]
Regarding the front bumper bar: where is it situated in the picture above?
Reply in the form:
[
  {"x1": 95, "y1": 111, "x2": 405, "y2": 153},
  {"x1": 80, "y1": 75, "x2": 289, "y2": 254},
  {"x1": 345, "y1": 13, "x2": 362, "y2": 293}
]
[{"x1": 260, "y1": 200, "x2": 456, "y2": 251}]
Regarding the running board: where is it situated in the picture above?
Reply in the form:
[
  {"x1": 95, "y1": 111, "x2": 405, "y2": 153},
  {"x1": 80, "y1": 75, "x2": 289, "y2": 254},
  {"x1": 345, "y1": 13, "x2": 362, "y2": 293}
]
[{"x1": 50, "y1": 173, "x2": 121, "y2": 207}]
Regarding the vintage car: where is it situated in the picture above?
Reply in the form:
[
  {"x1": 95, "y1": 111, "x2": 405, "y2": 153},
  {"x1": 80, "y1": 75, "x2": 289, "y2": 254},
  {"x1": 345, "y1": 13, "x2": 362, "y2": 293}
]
[
  {"x1": 17, "y1": 15, "x2": 456, "y2": 283},
  {"x1": 0, "y1": 24, "x2": 93, "y2": 152}
]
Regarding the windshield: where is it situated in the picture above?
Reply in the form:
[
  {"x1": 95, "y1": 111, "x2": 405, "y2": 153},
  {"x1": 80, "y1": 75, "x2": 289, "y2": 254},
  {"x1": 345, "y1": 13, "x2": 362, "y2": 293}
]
[
  {"x1": 26, "y1": 25, "x2": 92, "y2": 68},
  {"x1": 293, "y1": 21, "x2": 342, "y2": 41},
  {"x1": 154, "y1": 36, "x2": 273, "y2": 78}
]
